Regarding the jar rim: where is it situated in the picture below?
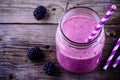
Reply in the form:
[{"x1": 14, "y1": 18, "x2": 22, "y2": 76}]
[{"x1": 59, "y1": 7, "x2": 102, "y2": 47}]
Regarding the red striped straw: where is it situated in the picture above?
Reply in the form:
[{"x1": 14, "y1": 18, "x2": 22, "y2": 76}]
[
  {"x1": 112, "y1": 55, "x2": 120, "y2": 68},
  {"x1": 103, "y1": 37, "x2": 120, "y2": 70},
  {"x1": 87, "y1": 5, "x2": 116, "y2": 42}
]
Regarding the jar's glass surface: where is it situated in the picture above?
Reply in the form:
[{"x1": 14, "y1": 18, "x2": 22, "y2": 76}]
[{"x1": 56, "y1": 7, "x2": 105, "y2": 73}]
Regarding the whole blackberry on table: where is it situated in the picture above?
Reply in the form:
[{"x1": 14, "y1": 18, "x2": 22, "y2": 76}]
[
  {"x1": 27, "y1": 47, "x2": 44, "y2": 60},
  {"x1": 43, "y1": 60, "x2": 58, "y2": 75},
  {"x1": 33, "y1": 5, "x2": 47, "y2": 20}
]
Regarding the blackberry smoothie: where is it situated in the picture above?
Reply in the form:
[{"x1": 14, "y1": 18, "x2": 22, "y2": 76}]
[{"x1": 56, "y1": 8, "x2": 105, "y2": 73}]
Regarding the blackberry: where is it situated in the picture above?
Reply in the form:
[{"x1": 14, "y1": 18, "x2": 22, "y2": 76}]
[
  {"x1": 27, "y1": 47, "x2": 44, "y2": 60},
  {"x1": 43, "y1": 60, "x2": 58, "y2": 75},
  {"x1": 33, "y1": 5, "x2": 47, "y2": 20}
]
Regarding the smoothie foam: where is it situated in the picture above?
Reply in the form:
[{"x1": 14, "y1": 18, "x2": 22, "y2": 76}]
[{"x1": 62, "y1": 16, "x2": 97, "y2": 43}]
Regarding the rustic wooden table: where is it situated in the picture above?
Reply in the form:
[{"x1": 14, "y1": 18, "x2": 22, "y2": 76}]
[{"x1": 0, "y1": 0, "x2": 120, "y2": 80}]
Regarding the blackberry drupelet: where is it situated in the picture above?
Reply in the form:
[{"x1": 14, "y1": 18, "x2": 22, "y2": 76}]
[
  {"x1": 33, "y1": 5, "x2": 47, "y2": 20},
  {"x1": 43, "y1": 60, "x2": 58, "y2": 75},
  {"x1": 27, "y1": 47, "x2": 44, "y2": 60}
]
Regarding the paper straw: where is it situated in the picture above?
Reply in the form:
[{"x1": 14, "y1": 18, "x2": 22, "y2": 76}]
[
  {"x1": 103, "y1": 37, "x2": 120, "y2": 70},
  {"x1": 87, "y1": 5, "x2": 116, "y2": 42},
  {"x1": 112, "y1": 55, "x2": 120, "y2": 68}
]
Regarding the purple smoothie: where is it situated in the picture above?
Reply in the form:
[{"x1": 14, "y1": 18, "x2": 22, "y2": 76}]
[{"x1": 56, "y1": 8, "x2": 105, "y2": 73}]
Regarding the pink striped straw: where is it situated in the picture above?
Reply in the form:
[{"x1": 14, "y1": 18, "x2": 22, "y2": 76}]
[
  {"x1": 112, "y1": 55, "x2": 120, "y2": 68},
  {"x1": 103, "y1": 37, "x2": 120, "y2": 70},
  {"x1": 87, "y1": 5, "x2": 116, "y2": 42}
]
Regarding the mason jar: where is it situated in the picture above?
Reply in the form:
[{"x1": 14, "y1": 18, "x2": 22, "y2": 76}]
[{"x1": 56, "y1": 7, "x2": 105, "y2": 73}]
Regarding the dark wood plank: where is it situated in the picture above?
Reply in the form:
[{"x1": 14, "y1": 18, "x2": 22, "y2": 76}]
[
  {"x1": 0, "y1": 0, "x2": 120, "y2": 24},
  {"x1": 0, "y1": 0, "x2": 67, "y2": 24},
  {"x1": 0, "y1": 24, "x2": 119, "y2": 47},
  {"x1": 0, "y1": 24, "x2": 120, "y2": 80},
  {"x1": 0, "y1": 46, "x2": 120, "y2": 80},
  {"x1": 68, "y1": 1, "x2": 120, "y2": 25},
  {"x1": 0, "y1": 24, "x2": 57, "y2": 45}
]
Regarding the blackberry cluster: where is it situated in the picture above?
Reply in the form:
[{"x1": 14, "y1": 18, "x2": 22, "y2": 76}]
[
  {"x1": 43, "y1": 60, "x2": 58, "y2": 75},
  {"x1": 33, "y1": 5, "x2": 47, "y2": 20},
  {"x1": 27, "y1": 47, "x2": 44, "y2": 60}
]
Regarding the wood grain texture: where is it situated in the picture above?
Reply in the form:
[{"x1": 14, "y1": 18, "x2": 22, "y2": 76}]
[
  {"x1": 0, "y1": 0, "x2": 67, "y2": 24},
  {"x1": 0, "y1": 0, "x2": 120, "y2": 24},
  {"x1": 0, "y1": 24, "x2": 119, "y2": 46},
  {"x1": 0, "y1": 0, "x2": 120, "y2": 80},
  {"x1": 67, "y1": 0, "x2": 120, "y2": 25},
  {"x1": 0, "y1": 24, "x2": 120, "y2": 80}
]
